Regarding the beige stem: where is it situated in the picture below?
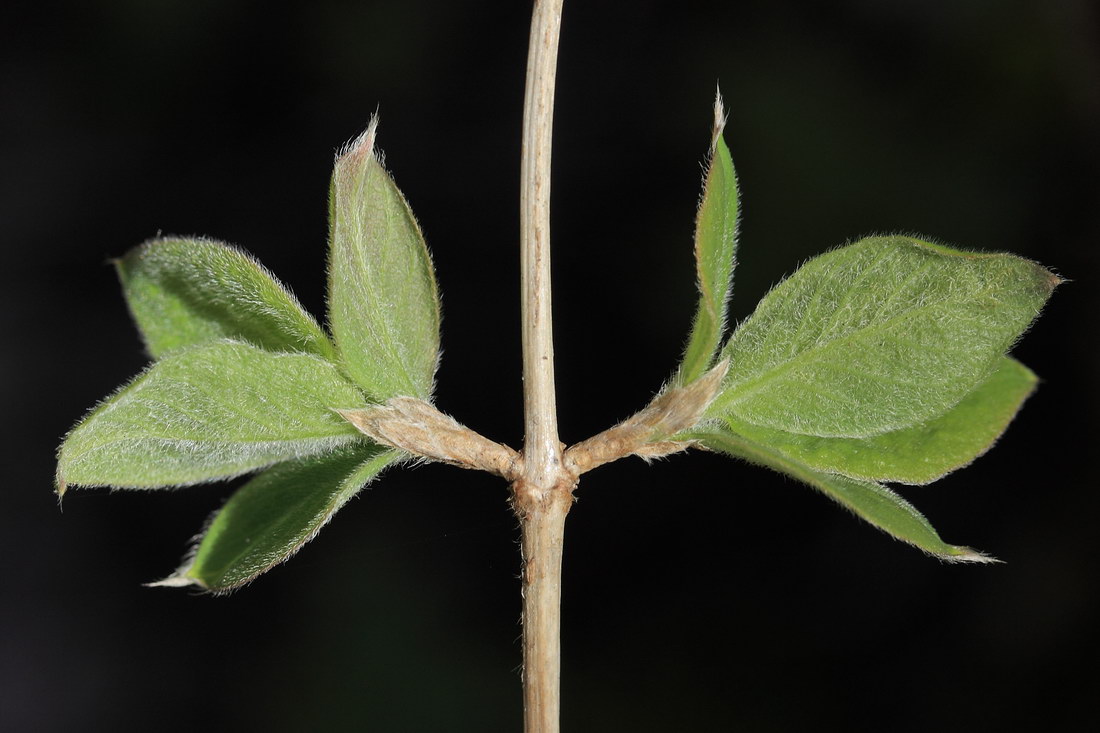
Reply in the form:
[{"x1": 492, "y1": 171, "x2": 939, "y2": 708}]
[
  {"x1": 520, "y1": 0, "x2": 565, "y2": 487},
  {"x1": 518, "y1": 1, "x2": 569, "y2": 732},
  {"x1": 516, "y1": 482, "x2": 572, "y2": 733}
]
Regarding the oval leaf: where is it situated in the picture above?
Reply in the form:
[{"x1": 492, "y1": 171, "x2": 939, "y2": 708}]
[
  {"x1": 723, "y1": 357, "x2": 1037, "y2": 484},
  {"x1": 57, "y1": 341, "x2": 368, "y2": 491},
  {"x1": 691, "y1": 425, "x2": 993, "y2": 563},
  {"x1": 710, "y1": 236, "x2": 1058, "y2": 437},
  {"x1": 155, "y1": 444, "x2": 400, "y2": 592},
  {"x1": 118, "y1": 237, "x2": 336, "y2": 360},
  {"x1": 328, "y1": 117, "x2": 441, "y2": 400}
]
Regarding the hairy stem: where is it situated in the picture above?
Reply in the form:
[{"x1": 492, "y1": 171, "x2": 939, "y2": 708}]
[
  {"x1": 517, "y1": 483, "x2": 571, "y2": 733},
  {"x1": 518, "y1": 1, "x2": 569, "y2": 732}
]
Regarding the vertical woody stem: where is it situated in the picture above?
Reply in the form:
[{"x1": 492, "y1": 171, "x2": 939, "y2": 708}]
[
  {"x1": 520, "y1": 0, "x2": 565, "y2": 487},
  {"x1": 518, "y1": 2, "x2": 570, "y2": 733},
  {"x1": 517, "y1": 484, "x2": 571, "y2": 733}
]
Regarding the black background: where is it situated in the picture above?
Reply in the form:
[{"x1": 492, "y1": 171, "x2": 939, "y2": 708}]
[{"x1": 3, "y1": 1, "x2": 1097, "y2": 731}]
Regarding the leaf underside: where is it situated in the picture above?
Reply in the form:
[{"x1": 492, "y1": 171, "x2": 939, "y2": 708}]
[
  {"x1": 158, "y1": 443, "x2": 400, "y2": 592},
  {"x1": 57, "y1": 341, "x2": 368, "y2": 490}
]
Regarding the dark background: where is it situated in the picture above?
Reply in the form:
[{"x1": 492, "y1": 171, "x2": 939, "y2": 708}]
[{"x1": 3, "y1": 1, "x2": 1097, "y2": 731}]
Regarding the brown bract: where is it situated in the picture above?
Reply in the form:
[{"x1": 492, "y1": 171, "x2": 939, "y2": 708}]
[
  {"x1": 337, "y1": 398, "x2": 521, "y2": 480},
  {"x1": 563, "y1": 360, "x2": 729, "y2": 474}
]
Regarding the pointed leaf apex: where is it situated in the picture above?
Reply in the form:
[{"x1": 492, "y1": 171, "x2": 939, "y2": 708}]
[
  {"x1": 711, "y1": 87, "x2": 727, "y2": 154},
  {"x1": 944, "y1": 547, "x2": 1002, "y2": 565},
  {"x1": 339, "y1": 114, "x2": 381, "y2": 163},
  {"x1": 146, "y1": 572, "x2": 204, "y2": 590}
]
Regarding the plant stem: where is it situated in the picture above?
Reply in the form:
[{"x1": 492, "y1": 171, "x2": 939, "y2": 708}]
[
  {"x1": 517, "y1": 1, "x2": 569, "y2": 732},
  {"x1": 518, "y1": 486, "x2": 571, "y2": 733},
  {"x1": 520, "y1": 0, "x2": 564, "y2": 486}
]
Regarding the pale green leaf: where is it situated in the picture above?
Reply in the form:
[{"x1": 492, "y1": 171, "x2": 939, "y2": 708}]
[
  {"x1": 690, "y1": 425, "x2": 993, "y2": 563},
  {"x1": 155, "y1": 444, "x2": 401, "y2": 592},
  {"x1": 117, "y1": 237, "x2": 336, "y2": 360},
  {"x1": 57, "y1": 341, "x2": 369, "y2": 491},
  {"x1": 328, "y1": 118, "x2": 441, "y2": 400},
  {"x1": 709, "y1": 235, "x2": 1058, "y2": 437},
  {"x1": 723, "y1": 357, "x2": 1037, "y2": 484},
  {"x1": 677, "y1": 93, "x2": 740, "y2": 385}
]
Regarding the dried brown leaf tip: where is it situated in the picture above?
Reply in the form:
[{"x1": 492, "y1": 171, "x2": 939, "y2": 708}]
[{"x1": 710, "y1": 88, "x2": 727, "y2": 155}]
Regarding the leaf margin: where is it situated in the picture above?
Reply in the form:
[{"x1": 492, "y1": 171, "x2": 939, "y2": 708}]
[
  {"x1": 56, "y1": 339, "x2": 369, "y2": 494},
  {"x1": 116, "y1": 236, "x2": 337, "y2": 360},
  {"x1": 150, "y1": 443, "x2": 402, "y2": 593},
  {"x1": 684, "y1": 422, "x2": 996, "y2": 563}
]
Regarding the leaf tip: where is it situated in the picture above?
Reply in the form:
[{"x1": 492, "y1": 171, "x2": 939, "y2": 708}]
[
  {"x1": 146, "y1": 571, "x2": 205, "y2": 590},
  {"x1": 1042, "y1": 267, "x2": 1066, "y2": 291},
  {"x1": 54, "y1": 460, "x2": 70, "y2": 504},
  {"x1": 339, "y1": 114, "x2": 380, "y2": 163},
  {"x1": 943, "y1": 547, "x2": 1002, "y2": 565},
  {"x1": 710, "y1": 85, "x2": 727, "y2": 154}
]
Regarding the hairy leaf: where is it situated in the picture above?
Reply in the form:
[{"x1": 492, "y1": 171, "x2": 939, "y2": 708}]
[
  {"x1": 691, "y1": 425, "x2": 993, "y2": 562},
  {"x1": 329, "y1": 118, "x2": 441, "y2": 400},
  {"x1": 155, "y1": 444, "x2": 400, "y2": 592},
  {"x1": 709, "y1": 236, "x2": 1058, "y2": 437},
  {"x1": 722, "y1": 357, "x2": 1036, "y2": 484},
  {"x1": 57, "y1": 341, "x2": 368, "y2": 491},
  {"x1": 677, "y1": 94, "x2": 739, "y2": 385},
  {"x1": 117, "y1": 237, "x2": 335, "y2": 360}
]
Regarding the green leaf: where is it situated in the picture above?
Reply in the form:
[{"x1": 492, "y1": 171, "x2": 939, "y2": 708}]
[
  {"x1": 155, "y1": 443, "x2": 401, "y2": 592},
  {"x1": 57, "y1": 341, "x2": 369, "y2": 491},
  {"x1": 328, "y1": 117, "x2": 441, "y2": 400},
  {"x1": 677, "y1": 93, "x2": 740, "y2": 385},
  {"x1": 723, "y1": 357, "x2": 1037, "y2": 484},
  {"x1": 709, "y1": 235, "x2": 1058, "y2": 437},
  {"x1": 117, "y1": 237, "x2": 336, "y2": 360},
  {"x1": 690, "y1": 425, "x2": 993, "y2": 563}
]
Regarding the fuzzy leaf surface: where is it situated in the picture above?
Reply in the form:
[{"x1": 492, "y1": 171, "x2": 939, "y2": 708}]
[
  {"x1": 724, "y1": 357, "x2": 1037, "y2": 484},
  {"x1": 710, "y1": 236, "x2": 1057, "y2": 437},
  {"x1": 118, "y1": 237, "x2": 335, "y2": 360},
  {"x1": 678, "y1": 105, "x2": 739, "y2": 384},
  {"x1": 58, "y1": 341, "x2": 368, "y2": 490},
  {"x1": 691, "y1": 425, "x2": 992, "y2": 562},
  {"x1": 161, "y1": 444, "x2": 400, "y2": 592},
  {"x1": 329, "y1": 120, "x2": 441, "y2": 400}
]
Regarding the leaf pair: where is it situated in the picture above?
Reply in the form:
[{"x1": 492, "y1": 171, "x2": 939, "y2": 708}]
[
  {"x1": 57, "y1": 118, "x2": 439, "y2": 591},
  {"x1": 669, "y1": 94, "x2": 1058, "y2": 561}
]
